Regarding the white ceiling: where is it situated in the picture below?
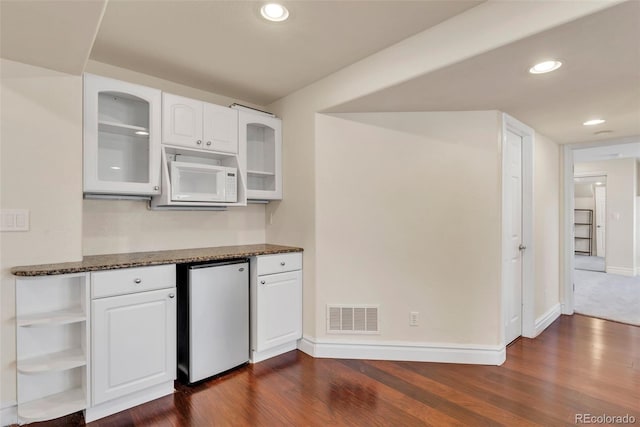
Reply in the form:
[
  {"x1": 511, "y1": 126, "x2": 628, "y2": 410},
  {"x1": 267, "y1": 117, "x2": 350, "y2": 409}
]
[
  {"x1": 89, "y1": 0, "x2": 482, "y2": 106},
  {"x1": 1, "y1": 1, "x2": 637, "y2": 145},
  {"x1": 330, "y1": 1, "x2": 640, "y2": 144},
  {"x1": 573, "y1": 141, "x2": 640, "y2": 163},
  {"x1": 0, "y1": 0, "x2": 106, "y2": 74}
]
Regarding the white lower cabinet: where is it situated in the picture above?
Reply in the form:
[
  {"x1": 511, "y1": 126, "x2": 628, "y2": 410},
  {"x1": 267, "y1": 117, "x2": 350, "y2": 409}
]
[
  {"x1": 15, "y1": 273, "x2": 90, "y2": 424},
  {"x1": 91, "y1": 288, "x2": 176, "y2": 405},
  {"x1": 250, "y1": 253, "x2": 302, "y2": 363},
  {"x1": 86, "y1": 264, "x2": 176, "y2": 422}
]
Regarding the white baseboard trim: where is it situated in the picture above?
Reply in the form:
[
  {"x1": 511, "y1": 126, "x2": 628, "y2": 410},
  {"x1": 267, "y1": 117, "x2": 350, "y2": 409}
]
[
  {"x1": 1, "y1": 401, "x2": 17, "y2": 427},
  {"x1": 606, "y1": 266, "x2": 635, "y2": 277},
  {"x1": 251, "y1": 341, "x2": 298, "y2": 364},
  {"x1": 534, "y1": 303, "x2": 562, "y2": 337},
  {"x1": 84, "y1": 381, "x2": 173, "y2": 423},
  {"x1": 298, "y1": 336, "x2": 505, "y2": 366}
]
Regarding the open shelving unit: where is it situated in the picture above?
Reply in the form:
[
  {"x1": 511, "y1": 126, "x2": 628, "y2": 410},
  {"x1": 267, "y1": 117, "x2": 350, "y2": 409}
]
[
  {"x1": 17, "y1": 388, "x2": 86, "y2": 423},
  {"x1": 17, "y1": 308, "x2": 86, "y2": 327},
  {"x1": 16, "y1": 273, "x2": 90, "y2": 424},
  {"x1": 574, "y1": 209, "x2": 593, "y2": 255}
]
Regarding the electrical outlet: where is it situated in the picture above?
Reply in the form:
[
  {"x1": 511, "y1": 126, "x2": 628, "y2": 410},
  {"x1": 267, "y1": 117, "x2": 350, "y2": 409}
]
[{"x1": 410, "y1": 311, "x2": 419, "y2": 326}]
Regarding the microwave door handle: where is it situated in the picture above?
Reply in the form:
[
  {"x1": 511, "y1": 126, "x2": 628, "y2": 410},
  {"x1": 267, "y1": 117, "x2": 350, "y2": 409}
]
[{"x1": 217, "y1": 170, "x2": 226, "y2": 200}]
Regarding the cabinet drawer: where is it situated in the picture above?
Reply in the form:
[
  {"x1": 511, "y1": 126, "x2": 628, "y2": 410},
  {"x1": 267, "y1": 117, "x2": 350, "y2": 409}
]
[
  {"x1": 256, "y1": 252, "x2": 302, "y2": 275},
  {"x1": 91, "y1": 265, "x2": 176, "y2": 299}
]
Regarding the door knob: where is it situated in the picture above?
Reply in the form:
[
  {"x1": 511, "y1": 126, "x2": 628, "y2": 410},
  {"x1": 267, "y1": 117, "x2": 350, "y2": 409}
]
[{"x1": 518, "y1": 244, "x2": 527, "y2": 251}]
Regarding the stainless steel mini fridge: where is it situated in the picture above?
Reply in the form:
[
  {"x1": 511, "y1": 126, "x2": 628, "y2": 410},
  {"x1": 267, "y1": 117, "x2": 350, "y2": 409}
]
[{"x1": 177, "y1": 259, "x2": 249, "y2": 384}]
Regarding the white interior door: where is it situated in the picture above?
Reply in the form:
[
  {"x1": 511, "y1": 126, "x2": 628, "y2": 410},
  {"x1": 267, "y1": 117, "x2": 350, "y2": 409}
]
[
  {"x1": 505, "y1": 129, "x2": 523, "y2": 344},
  {"x1": 595, "y1": 185, "x2": 606, "y2": 257}
]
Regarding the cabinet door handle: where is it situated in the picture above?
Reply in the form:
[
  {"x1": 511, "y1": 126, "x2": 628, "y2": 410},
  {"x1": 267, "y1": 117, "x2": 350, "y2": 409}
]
[
  {"x1": 169, "y1": 293, "x2": 175, "y2": 299},
  {"x1": 206, "y1": 141, "x2": 212, "y2": 146},
  {"x1": 280, "y1": 262, "x2": 286, "y2": 266},
  {"x1": 134, "y1": 278, "x2": 142, "y2": 284},
  {"x1": 196, "y1": 140, "x2": 202, "y2": 145},
  {"x1": 154, "y1": 186, "x2": 159, "y2": 191},
  {"x1": 239, "y1": 267, "x2": 245, "y2": 272},
  {"x1": 260, "y1": 280, "x2": 266, "y2": 285}
]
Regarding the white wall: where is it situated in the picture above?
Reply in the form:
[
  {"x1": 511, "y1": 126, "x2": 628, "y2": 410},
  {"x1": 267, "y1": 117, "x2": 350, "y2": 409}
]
[
  {"x1": 83, "y1": 201, "x2": 265, "y2": 255},
  {"x1": 575, "y1": 159, "x2": 637, "y2": 276},
  {"x1": 314, "y1": 111, "x2": 502, "y2": 344},
  {"x1": 534, "y1": 133, "x2": 561, "y2": 318},
  {"x1": 266, "y1": 1, "x2": 599, "y2": 342},
  {"x1": 85, "y1": 60, "x2": 265, "y2": 110},
  {"x1": 0, "y1": 59, "x2": 84, "y2": 408},
  {"x1": 637, "y1": 196, "x2": 640, "y2": 274}
]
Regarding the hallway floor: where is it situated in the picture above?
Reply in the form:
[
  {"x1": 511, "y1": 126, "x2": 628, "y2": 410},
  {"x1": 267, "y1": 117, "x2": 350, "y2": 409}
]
[
  {"x1": 574, "y1": 268, "x2": 640, "y2": 326},
  {"x1": 574, "y1": 254, "x2": 605, "y2": 272}
]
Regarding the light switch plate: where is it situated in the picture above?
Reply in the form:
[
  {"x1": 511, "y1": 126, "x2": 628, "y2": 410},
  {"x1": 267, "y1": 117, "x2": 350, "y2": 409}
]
[{"x1": 1, "y1": 209, "x2": 30, "y2": 231}]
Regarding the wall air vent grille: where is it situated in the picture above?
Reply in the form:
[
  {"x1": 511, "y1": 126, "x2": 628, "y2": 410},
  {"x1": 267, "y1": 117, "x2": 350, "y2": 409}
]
[{"x1": 327, "y1": 305, "x2": 379, "y2": 334}]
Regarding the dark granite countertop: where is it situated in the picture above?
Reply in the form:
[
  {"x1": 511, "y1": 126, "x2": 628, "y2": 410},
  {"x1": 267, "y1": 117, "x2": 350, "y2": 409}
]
[{"x1": 11, "y1": 244, "x2": 303, "y2": 277}]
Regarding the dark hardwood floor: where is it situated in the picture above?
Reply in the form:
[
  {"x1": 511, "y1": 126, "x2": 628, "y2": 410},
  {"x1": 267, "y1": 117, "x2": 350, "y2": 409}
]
[{"x1": 34, "y1": 314, "x2": 639, "y2": 426}]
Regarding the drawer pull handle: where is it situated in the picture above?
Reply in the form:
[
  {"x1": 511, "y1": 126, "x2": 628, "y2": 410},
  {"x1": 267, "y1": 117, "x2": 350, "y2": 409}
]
[
  {"x1": 134, "y1": 278, "x2": 142, "y2": 284},
  {"x1": 239, "y1": 267, "x2": 245, "y2": 272},
  {"x1": 280, "y1": 262, "x2": 286, "y2": 266},
  {"x1": 169, "y1": 293, "x2": 175, "y2": 299},
  {"x1": 260, "y1": 280, "x2": 266, "y2": 285}
]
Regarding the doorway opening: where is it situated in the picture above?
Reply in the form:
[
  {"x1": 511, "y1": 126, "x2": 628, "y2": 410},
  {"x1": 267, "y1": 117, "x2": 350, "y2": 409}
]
[
  {"x1": 562, "y1": 139, "x2": 640, "y2": 326},
  {"x1": 573, "y1": 175, "x2": 606, "y2": 273}
]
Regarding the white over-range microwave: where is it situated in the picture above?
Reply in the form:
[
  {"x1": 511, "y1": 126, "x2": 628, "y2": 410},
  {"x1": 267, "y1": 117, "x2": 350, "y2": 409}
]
[{"x1": 170, "y1": 161, "x2": 237, "y2": 203}]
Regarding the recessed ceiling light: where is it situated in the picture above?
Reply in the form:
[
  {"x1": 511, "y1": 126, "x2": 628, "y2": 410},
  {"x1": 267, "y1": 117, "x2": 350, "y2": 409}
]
[
  {"x1": 110, "y1": 166, "x2": 121, "y2": 170},
  {"x1": 261, "y1": 3, "x2": 289, "y2": 22},
  {"x1": 583, "y1": 119, "x2": 606, "y2": 126},
  {"x1": 135, "y1": 130, "x2": 149, "y2": 136},
  {"x1": 593, "y1": 130, "x2": 613, "y2": 135},
  {"x1": 595, "y1": 182, "x2": 603, "y2": 185},
  {"x1": 529, "y1": 60, "x2": 562, "y2": 74}
]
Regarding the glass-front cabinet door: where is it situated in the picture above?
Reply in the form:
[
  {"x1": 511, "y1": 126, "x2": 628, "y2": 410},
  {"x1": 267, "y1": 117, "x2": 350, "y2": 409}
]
[
  {"x1": 83, "y1": 74, "x2": 161, "y2": 196},
  {"x1": 238, "y1": 110, "x2": 282, "y2": 200}
]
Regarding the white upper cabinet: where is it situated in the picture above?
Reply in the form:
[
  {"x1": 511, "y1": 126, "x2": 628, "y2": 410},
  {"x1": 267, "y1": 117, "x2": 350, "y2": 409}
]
[
  {"x1": 83, "y1": 74, "x2": 161, "y2": 196},
  {"x1": 163, "y1": 93, "x2": 238, "y2": 154},
  {"x1": 237, "y1": 109, "x2": 282, "y2": 200},
  {"x1": 203, "y1": 102, "x2": 238, "y2": 153},
  {"x1": 161, "y1": 94, "x2": 203, "y2": 147}
]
